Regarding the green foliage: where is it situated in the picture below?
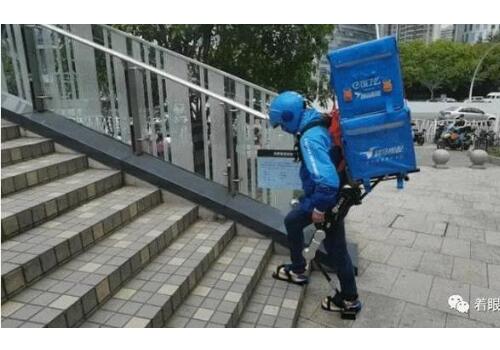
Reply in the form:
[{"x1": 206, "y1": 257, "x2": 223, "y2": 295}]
[
  {"x1": 474, "y1": 43, "x2": 500, "y2": 94},
  {"x1": 488, "y1": 31, "x2": 500, "y2": 43},
  {"x1": 400, "y1": 39, "x2": 500, "y2": 99},
  {"x1": 113, "y1": 24, "x2": 334, "y2": 105}
]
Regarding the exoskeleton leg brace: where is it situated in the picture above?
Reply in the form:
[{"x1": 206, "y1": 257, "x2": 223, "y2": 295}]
[{"x1": 302, "y1": 185, "x2": 362, "y2": 291}]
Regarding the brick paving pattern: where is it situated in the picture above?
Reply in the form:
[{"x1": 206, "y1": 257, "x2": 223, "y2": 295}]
[
  {"x1": 165, "y1": 236, "x2": 272, "y2": 328},
  {"x1": 298, "y1": 146, "x2": 500, "y2": 328},
  {"x1": 82, "y1": 220, "x2": 235, "y2": 327},
  {"x1": 1, "y1": 169, "x2": 123, "y2": 239},
  {"x1": 2, "y1": 203, "x2": 197, "y2": 327},
  {"x1": 2, "y1": 137, "x2": 54, "y2": 166},
  {"x1": 2, "y1": 153, "x2": 88, "y2": 196},
  {"x1": 1, "y1": 186, "x2": 161, "y2": 300},
  {"x1": 238, "y1": 255, "x2": 305, "y2": 328},
  {"x1": 2, "y1": 121, "x2": 498, "y2": 328}
]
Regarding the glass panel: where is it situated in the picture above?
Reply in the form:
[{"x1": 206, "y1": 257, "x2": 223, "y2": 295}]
[
  {"x1": 91, "y1": 25, "x2": 295, "y2": 207},
  {"x1": 4, "y1": 24, "x2": 298, "y2": 212},
  {"x1": 1, "y1": 25, "x2": 20, "y2": 96},
  {"x1": 1, "y1": 24, "x2": 32, "y2": 107},
  {"x1": 33, "y1": 25, "x2": 127, "y2": 143},
  {"x1": 206, "y1": 69, "x2": 227, "y2": 185}
]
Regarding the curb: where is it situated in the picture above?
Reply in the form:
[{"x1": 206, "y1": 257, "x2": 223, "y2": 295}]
[{"x1": 488, "y1": 155, "x2": 500, "y2": 166}]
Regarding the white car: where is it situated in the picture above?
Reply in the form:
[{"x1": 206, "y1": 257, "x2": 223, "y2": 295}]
[
  {"x1": 428, "y1": 97, "x2": 457, "y2": 102},
  {"x1": 438, "y1": 106, "x2": 494, "y2": 121},
  {"x1": 463, "y1": 96, "x2": 486, "y2": 103},
  {"x1": 485, "y1": 92, "x2": 500, "y2": 102}
]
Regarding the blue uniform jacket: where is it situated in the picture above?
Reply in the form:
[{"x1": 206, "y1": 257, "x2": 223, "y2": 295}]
[{"x1": 298, "y1": 109, "x2": 341, "y2": 213}]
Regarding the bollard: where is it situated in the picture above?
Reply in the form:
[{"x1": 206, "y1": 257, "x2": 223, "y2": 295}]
[
  {"x1": 432, "y1": 149, "x2": 450, "y2": 169},
  {"x1": 470, "y1": 149, "x2": 488, "y2": 169}
]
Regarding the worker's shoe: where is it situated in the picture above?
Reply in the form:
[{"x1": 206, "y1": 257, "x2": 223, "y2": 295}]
[
  {"x1": 272, "y1": 264, "x2": 309, "y2": 285},
  {"x1": 321, "y1": 289, "x2": 362, "y2": 314}
]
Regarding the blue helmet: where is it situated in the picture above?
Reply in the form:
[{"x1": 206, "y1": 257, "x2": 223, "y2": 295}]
[{"x1": 269, "y1": 91, "x2": 305, "y2": 134}]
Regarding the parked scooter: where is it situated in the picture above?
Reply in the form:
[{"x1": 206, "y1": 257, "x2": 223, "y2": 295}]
[
  {"x1": 474, "y1": 129, "x2": 497, "y2": 151},
  {"x1": 434, "y1": 122, "x2": 446, "y2": 144},
  {"x1": 437, "y1": 119, "x2": 474, "y2": 151},
  {"x1": 412, "y1": 126, "x2": 425, "y2": 146}
]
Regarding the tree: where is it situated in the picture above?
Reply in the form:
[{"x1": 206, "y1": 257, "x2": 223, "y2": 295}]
[
  {"x1": 472, "y1": 42, "x2": 500, "y2": 95},
  {"x1": 488, "y1": 31, "x2": 500, "y2": 43},
  {"x1": 399, "y1": 39, "x2": 500, "y2": 100},
  {"x1": 112, "y1": 25, "x2": 334, "y2": 105}
]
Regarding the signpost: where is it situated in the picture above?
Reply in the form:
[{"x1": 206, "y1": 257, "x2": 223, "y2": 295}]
[{"x1": 257, "y1": 149, "x2": 302, "y2": 190}]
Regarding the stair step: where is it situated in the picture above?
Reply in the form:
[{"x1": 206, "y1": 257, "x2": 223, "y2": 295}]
[
  {"x1": 1, "y1": 137, "x2": 54, "y2": 166},
  {"x1": 1, "y1": 120, "x2": 21, "y2": 141},
  {"x1": 1, "y1": 186, "x2": 161, "y2": 301},
  {"x1": 237, "y1": 255, "x2": 305, "y2": 328},
  {"x1": 1, "y1": 153, "x2": 88, "y2": 197},
  {"x1": 165, "y1": 236, "x2": 272, "y2": 328},
  {"x1": 1, "y1": 203, "x2": 198, "y2": 328},
  {"x1": 1, "y1": 169, "x2": 122, "y2": 240},
  {"x1": 80, "y1": 220, "x2": 235, "y2": 328}
]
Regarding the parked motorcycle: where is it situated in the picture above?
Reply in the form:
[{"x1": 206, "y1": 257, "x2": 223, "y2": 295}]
[
  {"x1": 413, "y1": 128, "x2": 425, "y2": 146},
  {"x1": 474, "y1": 129, "x2": 497, "y2": 151},
  {"x1": 411, "y1": 122, "x2": 425, "y2": 145},
  {"x1": 437, "y1": 122, "x2": 474, "y2": 151},
  {"x1": 434, "y1": 122, "x2": 446, "y2": 144}
]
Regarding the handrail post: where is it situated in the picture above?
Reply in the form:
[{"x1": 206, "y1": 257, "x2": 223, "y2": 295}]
[
  {"x1": 22, "y1": 25, "x2": 48, "y2": 112},
  {"x1": 224, "y1": 103, "x2": 238, "y2": 195},
  {"x1": 126, "y1": 65, "x2": 145, "y2": 155}
]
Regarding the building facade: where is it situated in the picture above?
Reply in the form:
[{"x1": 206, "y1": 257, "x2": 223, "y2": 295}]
[
  {"x1": 440, "y1": 25, "x2": 455, "y2": 41},
  {"x1": 454, "y1": 24, "x2": 500, "y2": 43},
  {"x1": 318, "y1": 24, "x2": 377, "y2": 77},
  {"x1": 385, "y1": 24, "x2": 441, "y2": 43}
]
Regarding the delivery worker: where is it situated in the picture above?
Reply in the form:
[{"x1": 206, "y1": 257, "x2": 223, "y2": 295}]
[{"x1": 269, "y1": 91, "x2": 361, "y2": 315}]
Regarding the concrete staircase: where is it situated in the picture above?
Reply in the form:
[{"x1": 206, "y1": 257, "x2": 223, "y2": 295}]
[{"x1": 1, "y1": 119, "x2": 306, "y2": 328}]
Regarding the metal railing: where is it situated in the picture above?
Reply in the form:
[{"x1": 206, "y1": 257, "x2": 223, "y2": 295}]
[
  {"x1": 98, "y1": 24, "x2": 277, "y2": 98},
  {"x1": 41, "y1": 24, "x2": 268, "y2": 120},
  {"x1": 413, "y1": 118, "x2": 500, "y2": 145},
  {"x1": 1, "y1": 24, "x2": 295, "y2": 212}
]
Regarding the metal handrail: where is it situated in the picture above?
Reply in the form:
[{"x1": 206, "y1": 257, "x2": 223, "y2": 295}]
[
  {"x1": 38, "y1": 24, "x2": 269, "y2": 120},
  {"x1": 99, "y1": 24, "x2": 277, "y2": 97}
]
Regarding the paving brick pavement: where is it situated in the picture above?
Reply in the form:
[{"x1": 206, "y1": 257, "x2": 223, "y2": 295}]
[
  {"x1": 298, "y1": 146, "x2": 500, "y2": 327},
  {"x1": 2, "y1": 121, "x2": 498, "y2": 328}
]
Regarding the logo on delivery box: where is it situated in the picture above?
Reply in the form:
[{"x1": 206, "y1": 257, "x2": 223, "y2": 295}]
[
  {"x1": 352, "y1": 77, "x2": 381, "y2": 90},
  {"x1": 351, "y1": 77, "x2": 383, "y2": 100},
  {"x1": 361, "y1": 145, "x2": 404, "y2": 161}
]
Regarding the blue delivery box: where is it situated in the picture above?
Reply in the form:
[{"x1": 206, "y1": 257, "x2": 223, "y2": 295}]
[{"x1": 327, "y1": 36, "x2": 417, "y2": 189}]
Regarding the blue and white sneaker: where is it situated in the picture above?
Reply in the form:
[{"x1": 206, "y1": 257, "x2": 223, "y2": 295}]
[
  {"x1": 272, "y1": 264, "x2": 309, "y2": 285},
  {"x1": 321, "y1": 290, "x2": 362, "y2": 314}
]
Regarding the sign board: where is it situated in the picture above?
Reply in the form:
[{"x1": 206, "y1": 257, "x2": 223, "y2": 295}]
[{"x1": 257, "y1": 149, "x2": 302, "y2": 189}]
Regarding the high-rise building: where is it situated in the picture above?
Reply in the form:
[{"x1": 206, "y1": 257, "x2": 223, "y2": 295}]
[
  {"x1": 318, "y1": 24, "x2": 377, "y2": 77},
  {"x1": 387, "y1": 24, "x2": 441, "y2": 43},
  {"x1": 380, "y1": 24, "x2": 392, "y2": 37},
  {"x1": 440, "y1": 25, "x2": 455, "y2": 41},
  {"x1": 454, "y1": 24, "x2": 500, "y2": 43},
  {"x1": 329, "y1": 24, "x2": 378, "y2": 49}
]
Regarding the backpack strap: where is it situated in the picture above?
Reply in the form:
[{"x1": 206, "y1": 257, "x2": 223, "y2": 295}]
[
  {"x1": 329, "y1": 109, "x2": 346, "y2": 173},
  {"x1": 294, "y1": 115, "x2": 330, "y2": 162},
  {"x1": 294, "y1": 113, "x2": 347, "y2": 176},
  {"x1": 301, "y1": 117, "x2": 330, "y2": 135}
]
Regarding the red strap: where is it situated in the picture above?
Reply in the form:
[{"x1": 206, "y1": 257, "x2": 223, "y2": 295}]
[{"x1": 329, "y1": 108, "x2": 346, "y2": 172}]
